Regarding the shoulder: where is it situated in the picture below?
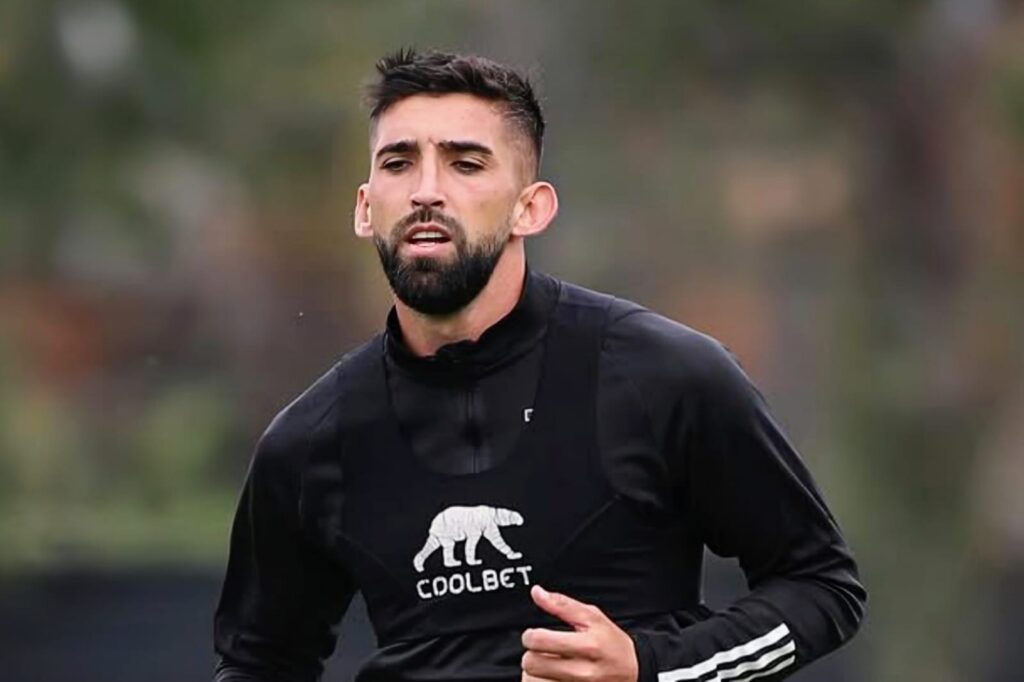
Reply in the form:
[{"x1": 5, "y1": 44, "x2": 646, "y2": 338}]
[
  {"x1": 600, "y1": 294, "x2": 749, "y2": 399},
  {"x1": 254, "y1": 336, "x2": 382, "y2": 476},
  {"x1": 543, "y1": 276, "x2": 748, "y2": 396},
  {"x1": 544, "y1": 275, "x2": 759, "y2": 407}
]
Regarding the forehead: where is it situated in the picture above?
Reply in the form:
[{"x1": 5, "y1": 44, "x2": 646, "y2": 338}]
[{"x1": 371, "y1": 93, "x2": 510, "y2": 152}]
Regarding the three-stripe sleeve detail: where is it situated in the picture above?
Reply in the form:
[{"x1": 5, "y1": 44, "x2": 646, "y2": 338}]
[{"x1": 657, "y1": 623, "x2": 796, "y2": 682}]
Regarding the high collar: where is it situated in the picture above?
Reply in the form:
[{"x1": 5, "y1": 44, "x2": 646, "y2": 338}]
[{"x1": 384, "y1": 268, "x2": 559, "y2": 379}]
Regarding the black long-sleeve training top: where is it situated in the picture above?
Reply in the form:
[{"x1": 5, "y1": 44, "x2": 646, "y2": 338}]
[{"x1": 213, "y1": 269, "x2": 866, "y2": 682}]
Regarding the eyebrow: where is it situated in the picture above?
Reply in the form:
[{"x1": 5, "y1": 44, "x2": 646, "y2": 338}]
[
  {"x1": 437, "y1": 140, "x2": 494, "y2": 156},
  {"x1": 374, "y1": 139, "x2": 495, "y2": 161},
  {"x1": 375, "y1": 139, "x2": 416, "y2": 160}
]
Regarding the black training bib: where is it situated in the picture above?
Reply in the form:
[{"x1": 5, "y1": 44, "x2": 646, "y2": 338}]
[{"x1": 306, "y1": 283, "x2": 691, "y2": 646}]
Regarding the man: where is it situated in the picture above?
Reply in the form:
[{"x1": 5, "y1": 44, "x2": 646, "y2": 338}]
[{"x1": 214, "y1": 49, "x2": 866, "y2": 682}]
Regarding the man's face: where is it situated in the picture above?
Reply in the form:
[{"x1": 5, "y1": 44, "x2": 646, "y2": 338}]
[{"x1": 356, "y1": 93, "x2": 531, "y2": 315}]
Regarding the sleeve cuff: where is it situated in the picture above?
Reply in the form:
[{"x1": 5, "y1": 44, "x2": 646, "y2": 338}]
[{"x1": 629, "y1": 629, "x2": 659, "y2": 682}]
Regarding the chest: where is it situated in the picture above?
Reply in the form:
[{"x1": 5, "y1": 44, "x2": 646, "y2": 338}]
[{"x1": 302, "y1": 310, "x2": 698, "y2": 644}]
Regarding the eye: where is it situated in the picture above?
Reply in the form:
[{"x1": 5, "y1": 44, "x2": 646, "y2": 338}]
[
  {"x1": 453, "y1": 160, "x2": 484, "y2": 174},
  {"x1": 381, "y1": 158, "x2": 410, "y2": 172}
]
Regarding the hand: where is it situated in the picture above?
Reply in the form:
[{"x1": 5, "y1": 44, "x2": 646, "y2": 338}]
[{"x1": 521, "y1": 585, "x2": 639, "y2": 682}]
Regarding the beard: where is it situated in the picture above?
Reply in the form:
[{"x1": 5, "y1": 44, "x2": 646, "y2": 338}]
[{"x1": 373, "y1": 207, "x2": 510, "y2": 316}]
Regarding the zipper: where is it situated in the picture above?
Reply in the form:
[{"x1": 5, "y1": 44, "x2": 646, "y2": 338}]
[{"x1": 465, "y1": 381, "x2": 483, "y2": 473}]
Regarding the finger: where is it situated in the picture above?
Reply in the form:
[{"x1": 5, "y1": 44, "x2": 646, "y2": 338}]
[
  {"x1": 522, "y1": 655, "x2": 561, "y2": 682},
  {"x1": 521, "y1": 673, "x2": 557, "y2": 682},
  {"x1": 530, "y1": 585, "x2": 604, "y2": 630},
  {"x1": 522, "y1": 660, "x2": 561, "y2": 682},
  {"x1": 522, "y1": 649, "x2": 594, "y2": 681},
  {"x1": 521, "y1": 627, "x2": 598, "y2": 659}
]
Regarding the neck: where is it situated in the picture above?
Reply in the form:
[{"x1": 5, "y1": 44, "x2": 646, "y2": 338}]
[{"x1": 394, "y1": 244, "x2": 526, "y2": 357}]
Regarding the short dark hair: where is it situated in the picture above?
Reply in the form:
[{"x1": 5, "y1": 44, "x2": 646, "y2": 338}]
[{"x1": 365, "y1": 48, "x2": 545, "y2": 174}]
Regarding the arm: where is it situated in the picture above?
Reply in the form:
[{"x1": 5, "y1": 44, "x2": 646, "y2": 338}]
[
  {"x1": 214, "y1": 388, "x2": 356, "y2": 682},
  {"x1": 519, "y1": 307, "x2": 865, "y2": 682},
  {"x1": 630, "y1": 321, "x2": 866, "y2": 681}
]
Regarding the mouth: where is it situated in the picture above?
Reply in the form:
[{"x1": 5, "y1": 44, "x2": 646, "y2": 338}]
[{"x1": 403, "y1": 223, "x2": 453, "y2": 252}]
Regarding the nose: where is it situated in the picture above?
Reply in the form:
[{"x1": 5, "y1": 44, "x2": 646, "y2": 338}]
[{"x1": 409, "y1": 162, "x2": 445, "y2": 209}]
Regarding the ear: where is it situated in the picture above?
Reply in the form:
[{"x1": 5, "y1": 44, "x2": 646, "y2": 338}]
[
  {"x1": 354, "y1": 183, "x2": 373, "y2": 238},
  {"x1": 510, "y1": 181, "x2": 558, "y2": 238}
]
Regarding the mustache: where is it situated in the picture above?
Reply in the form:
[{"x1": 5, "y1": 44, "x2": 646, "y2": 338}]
[{"x1": 393, "y1": 207, "x2": 465, "y2": 238}]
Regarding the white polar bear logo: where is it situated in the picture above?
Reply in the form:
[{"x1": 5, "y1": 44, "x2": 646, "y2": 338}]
[{"x1": 413, "y1": 505, "x2": 525, "y2": 573}]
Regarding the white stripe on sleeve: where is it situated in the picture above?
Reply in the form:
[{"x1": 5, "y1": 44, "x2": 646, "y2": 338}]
[
  {"x1": 657, "y1": 624, "x2": 794, "y2": 682},
  {"x1": 733, "y1": 654, "x2": 796, "y2": 682},
  {"x1": 705, "y1": 640, "x2": 796, "y2": 682}
]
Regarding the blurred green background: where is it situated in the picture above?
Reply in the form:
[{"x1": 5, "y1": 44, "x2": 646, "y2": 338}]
[{"x1": 2, "y1": 0, "x2": 1023, "y2": 680}]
